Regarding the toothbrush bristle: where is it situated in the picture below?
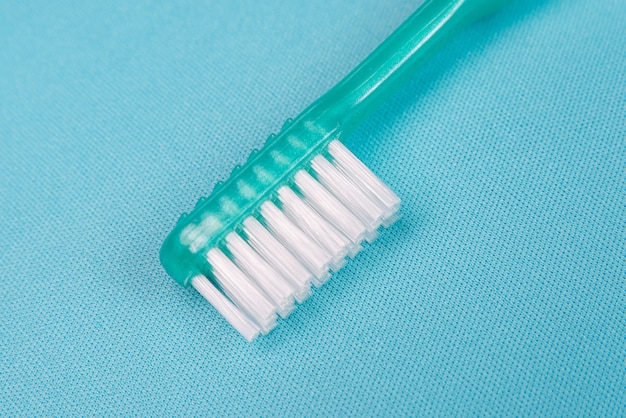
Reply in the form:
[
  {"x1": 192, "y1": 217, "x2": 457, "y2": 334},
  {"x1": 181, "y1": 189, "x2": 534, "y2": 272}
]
[
  {"x1": 328, "y1": 141, "x2": 401, "y2": 226},
  {"x1": 278, "y1": 186, "x2": 351, "y2": 272},
  {"x1": 225, "y1": 232, "x2": 296, "y2": 318},
  {"x1": 191, "y1": 274, "x2": 261, "y2": 342},
  {"x1": 242, "y1": 216, "x2": 314, "y2": 303},
  {"x1": 191, "y1": 140, "x2": 400, "y2": 340}
]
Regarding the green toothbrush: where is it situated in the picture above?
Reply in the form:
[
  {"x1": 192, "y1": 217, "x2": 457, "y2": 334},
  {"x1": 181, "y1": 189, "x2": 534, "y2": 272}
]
[{"x1": 161, "y1": 0, "x2": 511, "y2": 340}]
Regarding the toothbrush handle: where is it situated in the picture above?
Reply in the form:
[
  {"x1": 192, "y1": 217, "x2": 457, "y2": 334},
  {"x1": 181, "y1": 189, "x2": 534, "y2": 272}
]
[{"x1": 312, "y1": 0, "x2": 511, "y2": 136}]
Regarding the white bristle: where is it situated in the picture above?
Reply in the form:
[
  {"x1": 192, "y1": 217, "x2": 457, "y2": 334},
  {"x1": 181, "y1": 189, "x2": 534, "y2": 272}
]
[
  {"x1": 225, "y1": 232, "x2": 297, "y2": 318},
  {"x1": 260, "y1": 201, "x2": 332, "y2": 286},
  {"x1": 311, "y1": 155, "x2": 386, "y2": 239},
  {"x1": 328, "y1": 140, "x2": 401, "y2": 226},
  {"x1": 294, "y1": 170, "x2": 367, "y2": 251},
  {"x1": 278, "y1": 185, "x2": 352, "y2": 271},
  {"x1": 206, "y1": 248, "x2": 277, "y2": 333},
  {"x1": 191, "y1": 140, "x2": 401, "y2": 340},
  {"x1": 242, "y1": 216, "x2": 313, "y2": 303},
  {"x1": 191, "y1": 275, "x2": 260, "y2": 342}
]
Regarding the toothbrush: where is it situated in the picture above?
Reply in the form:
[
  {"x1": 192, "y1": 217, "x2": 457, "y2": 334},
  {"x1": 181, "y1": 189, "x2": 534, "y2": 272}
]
[{"x1": 160, "y1": 0, "x2": 511, "y2": 341}]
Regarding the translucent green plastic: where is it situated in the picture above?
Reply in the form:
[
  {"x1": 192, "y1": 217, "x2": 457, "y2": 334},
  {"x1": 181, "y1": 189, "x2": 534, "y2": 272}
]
[{"x1": 161, "y1": 0, "x2": 511, "y2": 287}]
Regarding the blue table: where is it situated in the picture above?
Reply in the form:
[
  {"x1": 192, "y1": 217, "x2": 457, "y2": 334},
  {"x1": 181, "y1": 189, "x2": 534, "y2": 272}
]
[{"x1": 1, "y1": 0, "x2": 624, "y2": 415}]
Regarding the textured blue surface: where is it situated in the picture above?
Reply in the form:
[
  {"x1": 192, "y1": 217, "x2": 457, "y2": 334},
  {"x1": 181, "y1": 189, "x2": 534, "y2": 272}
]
[{"x1": 1, "y1": 0, "x2": 625, "y2": 416}]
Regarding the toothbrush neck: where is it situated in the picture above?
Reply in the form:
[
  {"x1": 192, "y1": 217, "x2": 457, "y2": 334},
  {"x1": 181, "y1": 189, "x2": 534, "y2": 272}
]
[{"x1": 304, "y1": 0, "x2": 508, "y2": 138}]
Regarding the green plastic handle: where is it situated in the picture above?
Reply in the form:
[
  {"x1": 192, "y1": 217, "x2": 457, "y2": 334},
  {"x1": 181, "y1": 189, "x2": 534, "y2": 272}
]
[
  {"x1": 160, "y1": 0, "x2": 511, "y2": 287},
  {"x1": 310, "y1": 0, "x2": 512, "y2": 136}
]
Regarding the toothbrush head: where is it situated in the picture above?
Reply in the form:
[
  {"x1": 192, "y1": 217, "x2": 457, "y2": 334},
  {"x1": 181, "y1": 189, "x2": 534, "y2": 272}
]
[{"x1": 160, "y1": 120, "x2": 400, "y2": 341}]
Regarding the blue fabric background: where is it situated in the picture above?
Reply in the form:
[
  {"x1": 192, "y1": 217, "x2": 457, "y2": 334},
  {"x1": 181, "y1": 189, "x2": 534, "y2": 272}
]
[{"x1": 1, "y1": 0, "x2": 624, "y2": 416}]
